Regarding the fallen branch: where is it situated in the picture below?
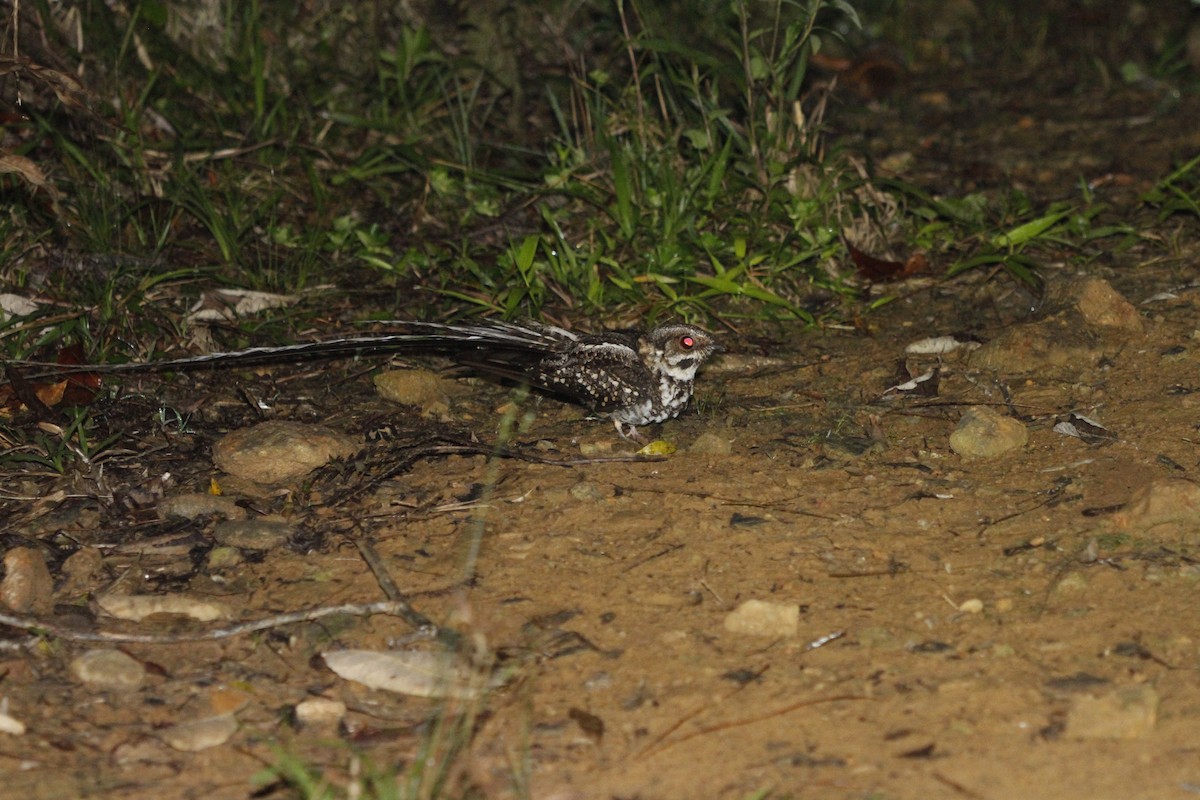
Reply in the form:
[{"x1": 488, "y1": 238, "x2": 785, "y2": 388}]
[{"x1": 0, "y1": 599, "x2": 441, "y2": 645}]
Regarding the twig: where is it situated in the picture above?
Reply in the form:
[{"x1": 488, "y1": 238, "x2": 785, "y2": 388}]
[
  {"x1": 0, "y1": 600, "x2": 434, "y2": 645},
  {"x1": 333, "y1": 518, "x2": 463, "y2": 649},
  {"x1": 636, "y1": 693, "x2": 867, "y2": 759},
  {"x1": 349, "y1": 529, "x2": 406, "y2": 603}
]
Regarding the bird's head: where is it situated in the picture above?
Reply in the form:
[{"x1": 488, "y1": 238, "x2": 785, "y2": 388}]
[{"x1": 642, "y1": 324, "x2": 722, "y2": 381}]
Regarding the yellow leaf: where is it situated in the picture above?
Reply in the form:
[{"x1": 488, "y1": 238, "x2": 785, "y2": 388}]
[{"x1": 637, "y1": 439, "x2": 676, "y2": 456}]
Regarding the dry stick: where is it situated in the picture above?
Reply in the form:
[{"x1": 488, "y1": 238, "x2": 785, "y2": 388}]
[
  {"x1": 634, "y1": 637, "x2": 855, "y2": 760},
  {"x1": 636, "y1": 693, "x2": 868, "y2": 760},
  {"x1": 349, "y1": 527, "x2": 406, "y2": 602},
  {"x1": 0, "y1": 600, "x2": 425, "y2": 645},
  {"x1": 932, "y1": 771, "x2": 988, "y2": 800},
  {"x1": 343, "y1": 521, "x2": 463, "y2": 649}
]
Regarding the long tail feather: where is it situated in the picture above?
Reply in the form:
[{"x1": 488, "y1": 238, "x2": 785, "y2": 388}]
[{"x1": 3, "y1": 321, "x2": 576, "y2": 380}]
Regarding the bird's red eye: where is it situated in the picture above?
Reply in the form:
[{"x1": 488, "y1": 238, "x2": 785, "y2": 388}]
[{"x1": 680, "y1": 336, "x2": 695, "y2": 349}]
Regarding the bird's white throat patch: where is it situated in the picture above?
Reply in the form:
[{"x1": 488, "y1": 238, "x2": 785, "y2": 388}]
[{"x1": 659, "y1": 358, "x2": 698, "y2": 382}]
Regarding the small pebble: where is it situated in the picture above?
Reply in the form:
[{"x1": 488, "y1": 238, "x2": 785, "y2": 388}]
[
  {"x1": 0, "y1": 709, "x2": 26, "y2": 735},
  {"x1": 569, "y1": 481, "x2": 607, "y2": 502},
  {"x1": 958, "y1": 598, "x2": 984, "y2": 613},
  {"x1": 723, "y1": 599, "x2": 799, "y2": 638},
  {"x1": 689, "y1": 432, "x2": 733, "y2": 455},
  {"x1": 158, "y1": 493, "x2": 247, "y2": 521},
  {"x1": 212, "y1": 518, "x2": 294, "y2": 550},
  {"x1": 373, "y1": 368, "x2": 453, "y2": 410},
  {"x1": 70, "y1": 649, "x2": 146, "y2": 691},
  {"x1": 206, "y1": 546, "x2": 243, "y2": 569},
  {"x1": 113, "y1": 738, "x2": 174, "y2": 766},
  {"x1": 208, "y1": 687, "x2": 252, "y2": 715},
  {"x1": 294, "y1": 697, "x2": 347, "y2": 728},
  {"x1": 161, "y1": 713, "x2": 238, "y2": 752}
]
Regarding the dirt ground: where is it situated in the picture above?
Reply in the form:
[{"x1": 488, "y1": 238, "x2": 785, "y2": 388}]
[{"x1": 3, "y1": 73, "x2": 1200, "y2": 800}]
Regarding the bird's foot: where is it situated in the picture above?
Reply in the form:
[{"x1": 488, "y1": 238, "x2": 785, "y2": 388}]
[{"x1": 614, "y1": 420, "x2": 647, "y2": 443}]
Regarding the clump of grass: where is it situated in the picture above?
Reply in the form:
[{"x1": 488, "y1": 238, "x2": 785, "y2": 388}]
[
  {"x1": 462, "y1": 0, "x2": 878, "y2": 323},
  {"x1": 0, "y1": 406, "x2": 120, "y2": 476},
  {"x1": 260, "y1": 702, "x2": 485, "y2": 800},
  {"x1": 877, "y1": 179, "x2": 1138, "y2": 294},
  {"x1": 1, "y1": 0, "x2": 874, "y2": 342},
  {"x1": 1143, "y1": 153, "x2": 1200, "y2": 222}
]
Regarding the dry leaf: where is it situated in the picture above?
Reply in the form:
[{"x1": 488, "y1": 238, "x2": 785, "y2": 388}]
[
  {"x1": 187, "y1": 289, "x2": 300, "y2": 322},
  {"x1": 95, "y1": 593, "x2": 232, "y2": 622},
  {"x1": 848, "y1": 242, "x2": 928, "y2": 281},
  {"x1": 33, "y1": 380, "x2": 67, "y2": 407},
  {"x1": 322, "y1": 649, "x2": 493, "y2": 699},
  {"x1": 0, "y1": 154, "x2": 55, "y2": 197},
  {"x1": 0, "y1": 293, "x2": 40, "y2": 318}
]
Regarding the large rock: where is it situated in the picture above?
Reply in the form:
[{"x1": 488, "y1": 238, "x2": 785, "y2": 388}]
[
  {"x1": 212, "y1": 421, "x2": 359, "y2": 484},
  {"x1": 949, "y1": 406, "x2": 1028, "y2": 457}
]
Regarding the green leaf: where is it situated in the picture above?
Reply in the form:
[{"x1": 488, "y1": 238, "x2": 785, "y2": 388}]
[
  {"x1": 990, "y1": 208, "x2": 1071, "y2": 249},
  {"x1": 609, "y1": 144, "x2": 635, "y2": 238},
  {"x1": 829, "y1": 0, "x2": 863, "y2": 30},
  {"x1": 515, "y1": 235, "x2": 539, "y2": 273},
  {"x1": 688, "y1": 275, "x2": 795, "y2": 308}
]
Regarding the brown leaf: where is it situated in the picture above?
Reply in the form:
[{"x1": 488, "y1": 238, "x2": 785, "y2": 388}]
[
  {"x1": 33, "y1": 379, "x2": 67, "y2": 407},
  {"x1": 3, "y1": 343, "x2": 100, "y2": 412},
  {"x1": 21, "y1": 59, "x2": 90, "y2": 112},
  {"x1": 0, "y1": 154, "x2": 56, "y2": 197},
  {"x1": 0, "y1": 56, "x2": 99, "y2": 124},
  {"x1": 811, "y1": 51, "x2": 905, "y2": 100},
  {"x1": 2, "y1": 363, "x2": 54, "y2": 416},
  {"x1": 848, "y1": 243, "x2": 928, "y2": 282},
  {"x1": 56, "y1": 342, "x2": 101, "y2": 405}
]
